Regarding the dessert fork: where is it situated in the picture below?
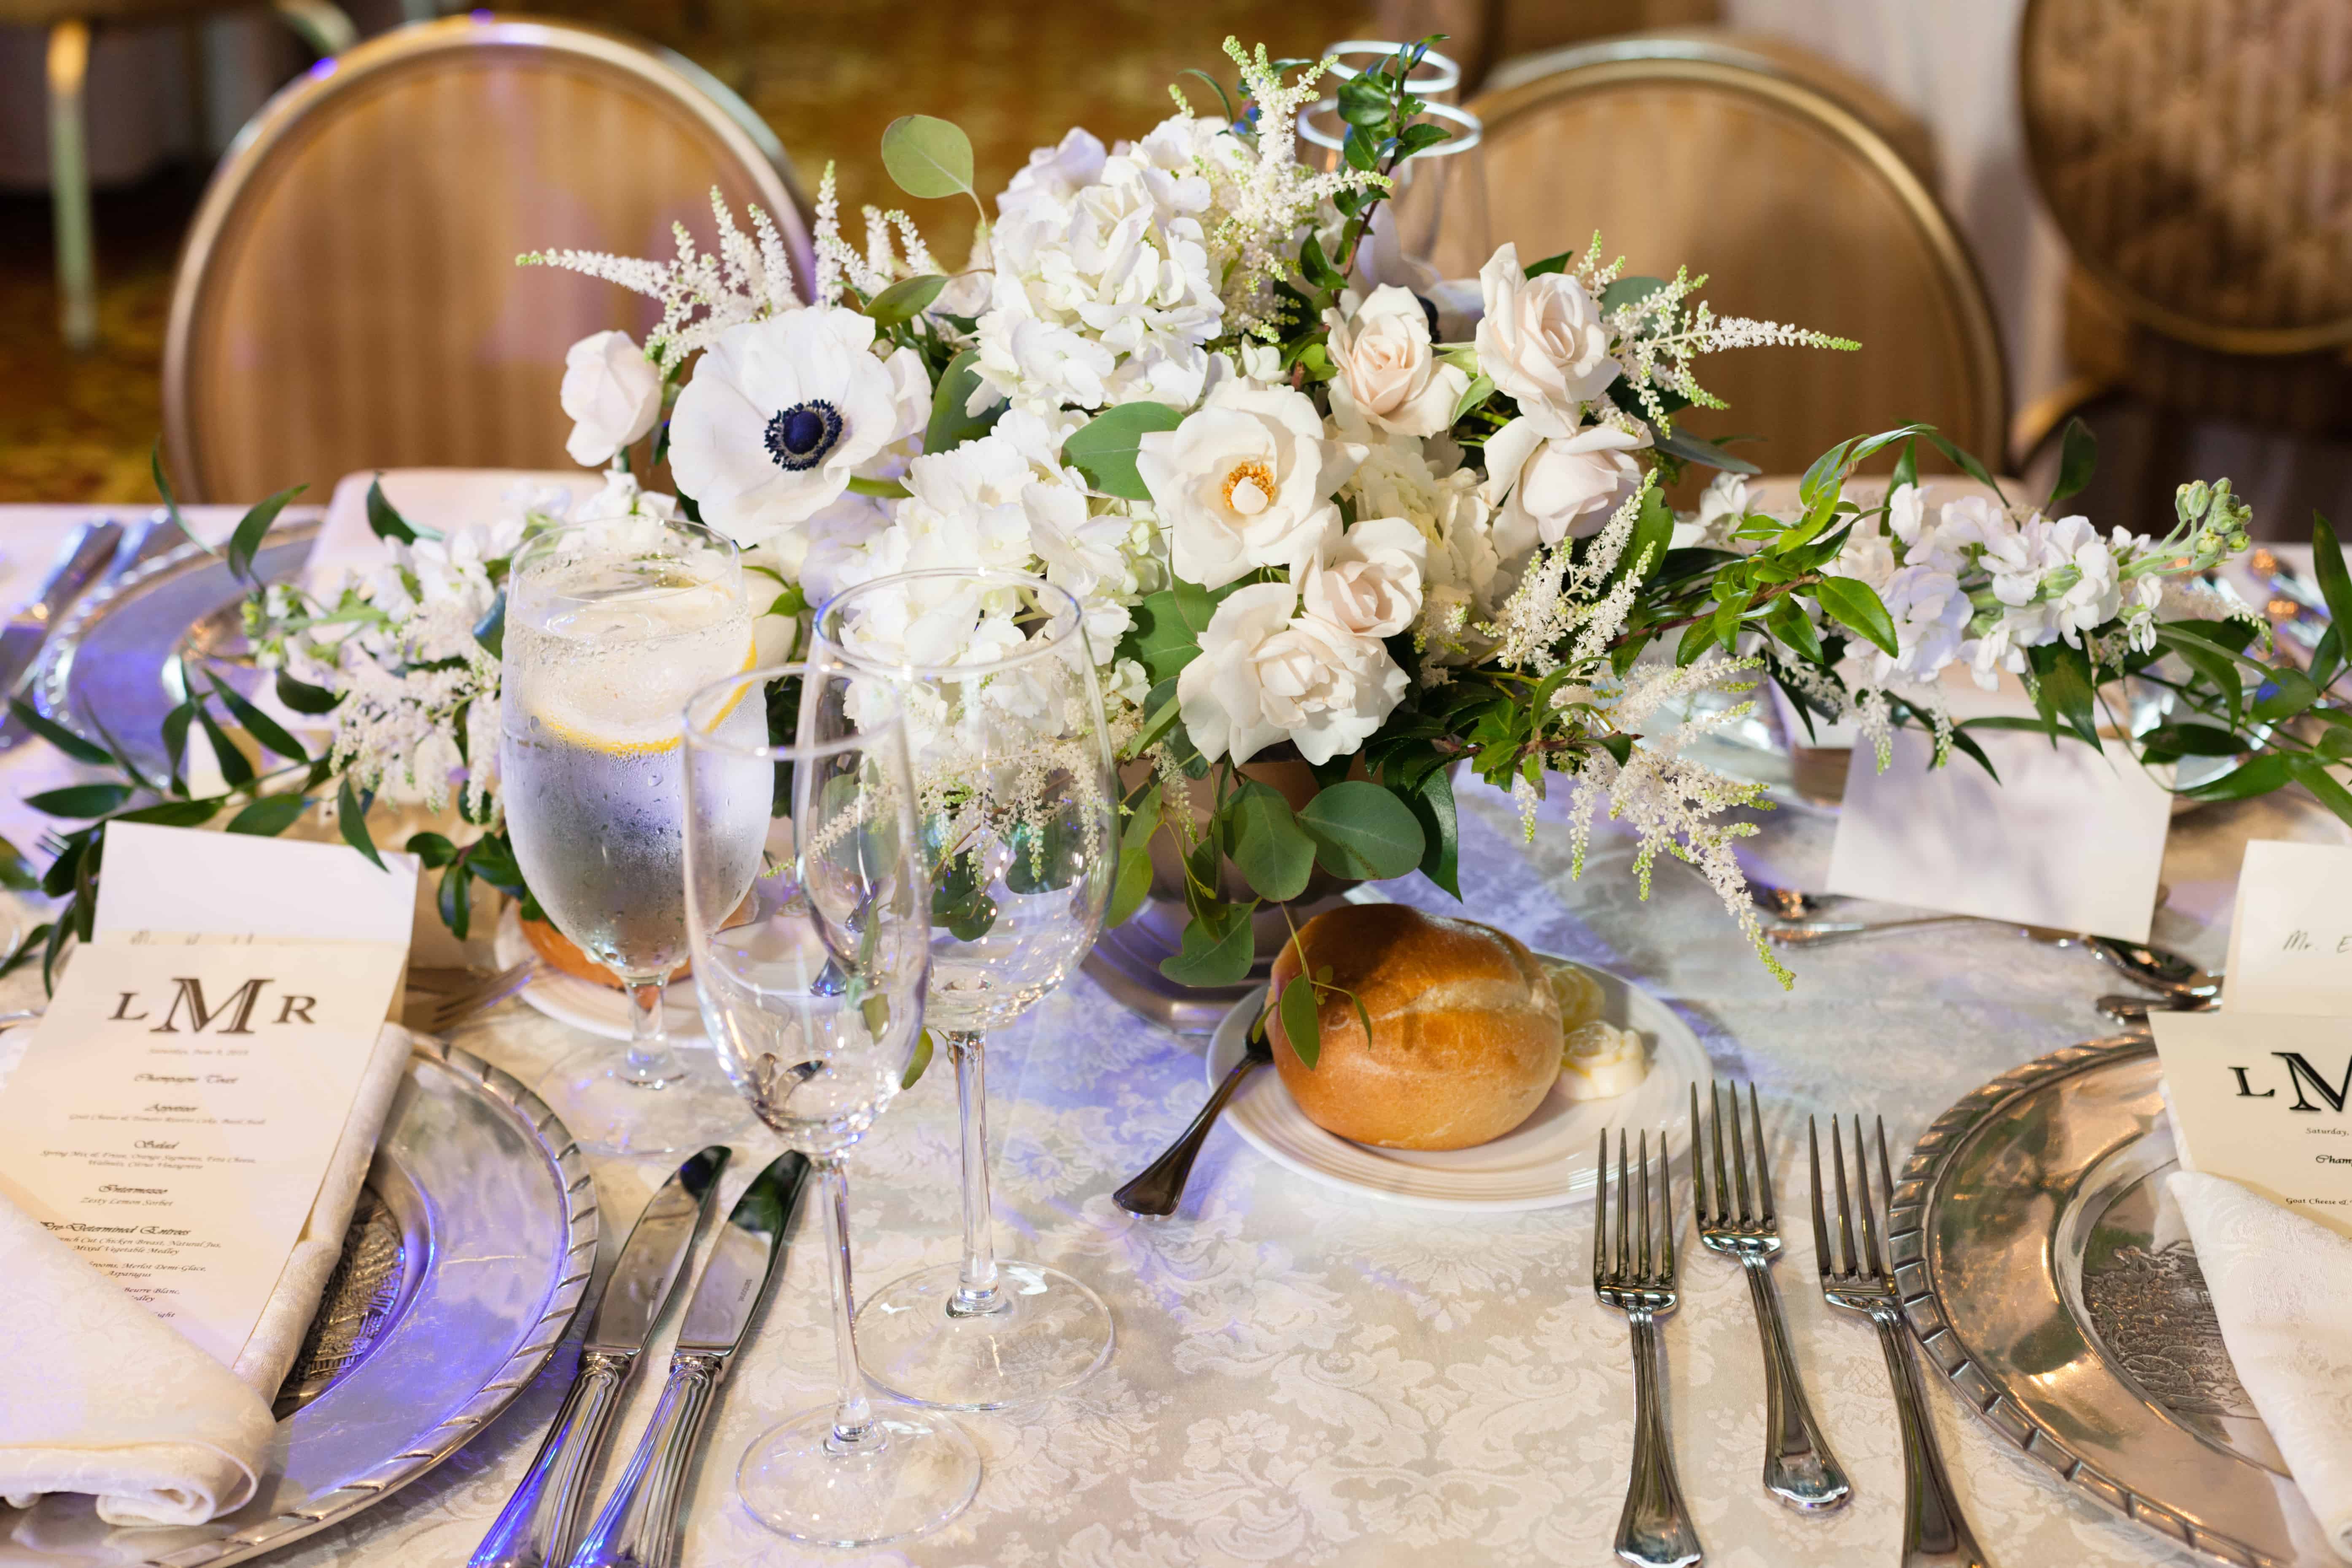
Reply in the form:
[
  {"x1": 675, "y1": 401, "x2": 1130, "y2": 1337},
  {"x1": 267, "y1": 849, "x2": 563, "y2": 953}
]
[
  {"x1": 1593, "y1": 1129, "x2": 1703, "y2": 1568},
  {"x1": 1692, "y1": 1082, "x2": 1849, "y2": 1511},
  {"x1": 1810, "y1": 1115, "x2": 1991, "y2": 1568}
]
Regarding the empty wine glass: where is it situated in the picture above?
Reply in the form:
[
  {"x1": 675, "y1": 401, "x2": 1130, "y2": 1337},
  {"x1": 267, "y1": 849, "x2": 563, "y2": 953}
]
[
  {"x1": 500, "y1": 512, "x2": 755, "y2": 1156},
  {"x1": 809, "y1": 569, "x2": 1119, "y2": 1410},
  {"x1": 684, "y1": 662, "x2": 979, "y2": 1547}
]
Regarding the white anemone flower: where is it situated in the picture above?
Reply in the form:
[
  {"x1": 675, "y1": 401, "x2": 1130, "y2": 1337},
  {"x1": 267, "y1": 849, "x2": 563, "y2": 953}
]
[{"x1": 668, "y1": 303, "x2": 928, "y2": 550}]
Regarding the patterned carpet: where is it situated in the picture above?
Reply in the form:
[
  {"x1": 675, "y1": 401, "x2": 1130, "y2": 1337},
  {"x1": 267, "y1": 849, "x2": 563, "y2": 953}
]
[{"x1": 0, "y1": 0, "x2": 1361, "y2": 504}]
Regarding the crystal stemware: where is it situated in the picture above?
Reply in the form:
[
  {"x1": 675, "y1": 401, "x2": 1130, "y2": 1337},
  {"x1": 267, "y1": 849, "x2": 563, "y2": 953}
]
[
  {"x1": 498, "y1": 513, "x2": 754, "y2": 1157},
  {"x1": 809, "y1": 569, "x2": 1119, "y2": 1410},
  {"x1": 684, "y1": 662, "x2": 979, "y2": 1546}
]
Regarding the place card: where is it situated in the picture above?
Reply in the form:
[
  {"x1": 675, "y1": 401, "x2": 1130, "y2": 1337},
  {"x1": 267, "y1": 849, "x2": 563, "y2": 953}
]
[
  {"x1": 1824, "y1": 673, "x2": 2172, "y2": 940},
  {"x1": 2219, "y1": 839, "x2": 2352, "y2": 1014},
  {"x1": 2150, "y1": 1010, "x2": 2352, "y2": 1240},
  {"x1": 0, "y1": 940, "x2": 408, "y2": 1367}
]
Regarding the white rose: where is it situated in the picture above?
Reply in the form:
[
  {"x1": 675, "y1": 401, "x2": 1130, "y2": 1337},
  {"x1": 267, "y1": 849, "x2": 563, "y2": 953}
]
[
  {"x1": 1134, "y1": 382, "x2": 1365, "y2": 590},
  {"x1": 1176, "y1": 582, "x2": 1407, "y2": 766},
  {"x1": 1474, "y1": 243, "x2": 1622, "y2": 422},
  {"x1": 559, "y1": 331, "x2": 663, "y2": 468},
  {"x1": 1670, "y1": 471, "x2": 1749, "y2": 550},
  {"x1": 669, "y1": 304, "x2": 930, "y2": 548},
  {"x1": 1298, "y1": 516, "x2": 1427, "y2": 639},
  {"x1": 1480, "y1": 412, "x2": 1649, "y2": 555},
  {"x1": 1326, "y1": 285, "x2": 1468, "y2": 439}
]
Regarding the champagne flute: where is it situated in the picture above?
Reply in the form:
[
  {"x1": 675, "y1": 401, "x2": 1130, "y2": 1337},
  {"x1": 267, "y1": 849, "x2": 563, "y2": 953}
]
[
  {"x1": 499, "y1": 513, "x2": 754, "y2": 1157},
  {"x1": 684, "y1": 663, "x2": 979, "y2": 1546},
  {"x1": 809, "y1": 568, "x2": 1119, "y2": 1410}
]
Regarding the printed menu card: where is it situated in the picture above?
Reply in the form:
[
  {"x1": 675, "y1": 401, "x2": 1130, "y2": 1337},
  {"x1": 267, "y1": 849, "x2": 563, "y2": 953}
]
[
  {"x1": 2151, "y1": 839, "x2": 2352, "y2": 1240},
  {"x1": 0, "y1": 824, "x2": 414, "y2": 1368}
]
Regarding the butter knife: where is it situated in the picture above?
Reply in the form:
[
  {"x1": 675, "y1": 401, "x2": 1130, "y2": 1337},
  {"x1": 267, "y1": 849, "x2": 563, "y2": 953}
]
[
  {"x1": 472, "y1": 1145, "x2": 732, "y2": 1568},
  {"x1": 567, "y1": 1151, "x2": 813, "y2": 1568},
  {"x1": 0, "y1": 519, "x2": 121, "y2": 750}
]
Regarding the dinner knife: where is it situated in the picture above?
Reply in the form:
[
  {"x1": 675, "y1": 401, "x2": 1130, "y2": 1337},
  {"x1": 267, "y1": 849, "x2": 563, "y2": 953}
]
[
  {"x1": 566, "y1": 1151, "x2": 814, "y2": 1568},
  {"x1": 472, "y1": 1145, "x2": 732, "y2": 1568},
  {"x1": 0, "y1": 519, "x2": 121, "y2": 750}
]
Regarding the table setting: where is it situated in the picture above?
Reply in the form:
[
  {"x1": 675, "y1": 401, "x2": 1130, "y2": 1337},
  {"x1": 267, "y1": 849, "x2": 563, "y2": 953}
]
[{"x1": 8, "y1": 32, "x2": 2352, "y2": 1568}]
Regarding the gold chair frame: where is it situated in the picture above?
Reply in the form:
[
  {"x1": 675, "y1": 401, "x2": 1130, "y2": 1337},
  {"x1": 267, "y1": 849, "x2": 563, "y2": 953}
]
[
  {"x1": 1471, "y1": 36, "x2": 2011, "y2": 469},
  {"x1": 161, "y1": 13, "x2": 809, "y2": 502}
]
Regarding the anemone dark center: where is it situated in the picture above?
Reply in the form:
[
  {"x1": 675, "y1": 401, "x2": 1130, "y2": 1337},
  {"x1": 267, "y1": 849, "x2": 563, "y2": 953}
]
[{"x1": 764, "y1": 400, "x2": 844, "y2": 472}]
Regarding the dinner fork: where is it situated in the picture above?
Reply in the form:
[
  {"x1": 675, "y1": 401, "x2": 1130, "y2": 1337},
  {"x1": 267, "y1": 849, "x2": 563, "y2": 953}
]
[
  {"x1": 428, "y1": 959, "x2": 539, "y2": 1033},
  {"x1": 1594, "y1": 1129, "x2": 1703, "y2": 1568},
  {"x1": 1810, "y1": 1116, "x2": 1991, "y2": 1568},
  {"x1": 1691, "y1": 1082, "x2": 1850, "y2": 1511}
]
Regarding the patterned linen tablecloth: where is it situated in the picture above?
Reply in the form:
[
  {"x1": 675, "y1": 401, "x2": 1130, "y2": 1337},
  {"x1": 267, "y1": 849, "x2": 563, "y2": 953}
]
[{"x1": 0, "y1": 504, "x2": 2324, "y2": 1567}]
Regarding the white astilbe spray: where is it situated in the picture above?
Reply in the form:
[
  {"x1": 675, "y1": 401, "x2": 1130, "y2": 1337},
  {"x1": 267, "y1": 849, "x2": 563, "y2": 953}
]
[
  {"x1": 521, "y1": 189, "x2": 801, "y2": 375},
  {"x1": 1484, "y1": 477, "x2": 1657, "y2": 672},
  {"x1": 1204, "y1": 38, "x2": 1387, "y2": 340},
  {"x1": 1595, "y1": 261, "x2": 1859, "y2": 429}
]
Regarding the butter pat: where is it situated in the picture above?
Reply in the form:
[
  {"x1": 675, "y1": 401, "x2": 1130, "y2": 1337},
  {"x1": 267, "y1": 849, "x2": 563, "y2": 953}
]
[
  {"x1": 1546, "y1": 962, "x2": 1605, "y2": 1032},
  {"x1": 1560, "y1": 1020, "x2": 1649, "y2": 1101}
]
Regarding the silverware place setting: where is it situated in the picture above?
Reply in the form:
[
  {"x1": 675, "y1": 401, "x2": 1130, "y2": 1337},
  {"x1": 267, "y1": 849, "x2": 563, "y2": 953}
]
[{"x1": 1593, "y1": 1127, "x2": 1703, "y2": 1568}]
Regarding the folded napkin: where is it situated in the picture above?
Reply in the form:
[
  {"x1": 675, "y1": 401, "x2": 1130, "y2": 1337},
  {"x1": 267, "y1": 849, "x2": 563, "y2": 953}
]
[
  {"x1": 2171, "y1": 1170, "x2": 2352, "y2": 1560},
  {"x1": 0, "y1": 1023, "x2": 413, "y2": 1527}
]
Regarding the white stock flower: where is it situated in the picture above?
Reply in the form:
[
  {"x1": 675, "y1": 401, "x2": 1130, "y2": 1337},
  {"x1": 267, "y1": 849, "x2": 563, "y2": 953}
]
[
  {"x1": 1177, "y1": 583, "x2": 1408, "y2": 765},
  {"x1": 1325, "y1": 284, "x2": 1468, "y2": 439},
  {"x1": 1670, "y1": 472, "x2": 1750, "y2": 550},
  {"x1": 1877, "y1": 560, "x2": 1971, "y2": 680},
  {"x1": 1135, "y1": 381, "x2": 1364, "y2": 589},
  {"x1": 1886, "y1": 481, "x2": 1929, "y2": 549},
  {"x1": 560, "y1": 331, "x2": 663, "y2": 467},
  {"x1": 1298, "y1": 516, "x2": 1428, "y2": 639},
  {"x1": 1475, "y1": 243, "x2": 1622, "y2": 422},
  {"x1": 669, "y1": 304, "x2": 929, "y2": 548},
  {"x1": 1481, "y1": 412, "x2": 1648, "y2": 555},
  {"x1": 2053, "y1": 521, "x2": 2124, "y2": 644}
]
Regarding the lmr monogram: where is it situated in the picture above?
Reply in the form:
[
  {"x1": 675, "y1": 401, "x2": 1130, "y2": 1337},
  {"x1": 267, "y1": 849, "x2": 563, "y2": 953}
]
[
  {"x1": 107, "y1": 977, "x2": 320, "y2": 1035},
  {"x1": 2232, "y1": 1051, "x2": 2352, "y2": 1113}
]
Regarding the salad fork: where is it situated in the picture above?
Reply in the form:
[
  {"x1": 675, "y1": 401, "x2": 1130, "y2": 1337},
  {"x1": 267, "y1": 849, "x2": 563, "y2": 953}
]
[
  {"x1": 1810, "y1": 1115, "x2": 1991, "y2": 1568},
  {"x1": 1593, "y1": 1129, "x2": 1703, "y2": 1568},
  {"x1": 1692, "y1": 1082, "x2": 1849, "y2": 1511}
]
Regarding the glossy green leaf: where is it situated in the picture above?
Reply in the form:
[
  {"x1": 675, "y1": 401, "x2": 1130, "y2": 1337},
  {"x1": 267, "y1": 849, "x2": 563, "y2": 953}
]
[
  {"x1": 337, "y1": 776, "x2": 385, "y2": 870},
  {"x1": 2047, "y1": 417, "x2": 2098, "y2": 507},
  {"x1": 1920, "y1": 431, "x2": 2007, "y2": 504},
  {"x1": 364, "y1": 476, "x2": 417, "y2": 544},
  {"x1": 5, "y1": 698, "x2": 109, "y2": 765},
  {"x1": 226, "y1": 793, "x2": 311, "y2": 835},
  {"x1": 900, "y1": 1029, "x2": 935, "y2": 1090},
  {"x1": 26, "y1": 783, "x2": 132, "y2": 818},
  {"x1": 2288, "y1": 756, "x2": 2352, "y2": 829},
  {"x1": 1106, "y1": 843, "x2": 1154, "y2": 927},
  {"x1": 1763, "y1": 593, "x2": 1823, "y2": 665},
  {"x1": 151, "y1": 438, "x2": 204, "y2": 554},
  {"x1": 1405, "y1": 765, "x2": 1460, "y2": 899},
  {"x1": 2311, "y1": 513, "x2": 2352, "y2": 640},
  {"x1": 1226, "y1": 781, "x2": 1315, "y2": 903},
  {"x1": 881, "y1": 114, "x2": 975, "y2": 200},
  {"x1": 2032, "y1": 643, "x2": 2100, "y2": 749},
  {"x1": 2180, "y1": 752, "x2": 2291, "y2": 802},
  {"x1": 1811, "y1": 575, "x2": 1899, "y2": 659},
  {"x1": 1278, "y1": 973, "x2": 1322, "y2": 1069},
  {"x1": 1652, "y1": 421, "x2": 1761, "y2": 476},
  {"x1": 1065, "y1": 401, "x2": 1185, "y2": 501},
  {"x1": 275, "y1": 668, "x2": 342, "y2": 716},
  {"x1": 1449, "y1": 372, "x2": 1495, "y2": 424},
  {"x1": 1598, "y1": 275, "x2": 1668, "y2": 312},
  {"x1": 866, "y1": 274, "x2": 946, "y2": 328},
  {"x1": 405, "y1": 830, "x2": 460, "y2": 868},
  {"x1": 2136, "y1": 723, "x2": 2250, "y2": 758},
  {"x1": 225, "y1": 485, "x2": 303, "y2": 585},
  {"x1": 2254, "y1": 668, "x2": 2320, "y2": 725},
  {"x1": 2154, "y1": 626, "x2": 2246, "y2": 729},
  {"x1": 207, "y1": 674, "x2": 308, "y2": 763},
  {"x1": 193, "y1": 701, "x2": 254, "y2": 789},
  {"x1": 1295, "y1": 780, "x2": 1425, "y2": 881},
  {"x1": 924, "y1": 348, "x2": 1001, "y2": 455}
]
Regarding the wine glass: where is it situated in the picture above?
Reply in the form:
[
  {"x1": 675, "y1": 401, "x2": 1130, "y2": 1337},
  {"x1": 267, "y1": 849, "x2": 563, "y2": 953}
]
[
  {"x1": 498, "y1": 513, "x2": 755, "y2": 1157},
  {"x1": 808, "y1": 568, "x2": 1119, "y2": 1410},
  {"x1": 683, "y1": 662, "x2": 979, "y2": 1546}
]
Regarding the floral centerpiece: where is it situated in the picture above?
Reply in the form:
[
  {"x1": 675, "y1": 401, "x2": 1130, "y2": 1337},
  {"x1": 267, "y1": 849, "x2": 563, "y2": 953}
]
[{"x1": 5, "y1": 39, "x2": 2324, "y2": 1018}]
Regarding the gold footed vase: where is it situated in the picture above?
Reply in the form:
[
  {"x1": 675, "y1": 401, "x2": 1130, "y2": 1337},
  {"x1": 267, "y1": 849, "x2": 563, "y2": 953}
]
[{"x1": 1082, "y1": 752, "x2": 1359, "y2": 1034}]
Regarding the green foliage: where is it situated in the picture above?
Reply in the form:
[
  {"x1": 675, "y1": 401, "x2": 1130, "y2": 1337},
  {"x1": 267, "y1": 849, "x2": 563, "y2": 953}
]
[
  {"x1": 1225, "y1": 781, "x2": 1315, "y2": 901},
  {"x1": 880, "y1": 115, "x2": 976, "y2": 203},
  {"x1": 866, "y1": 274, "x2": 947, "y2": 327},
  {"x1": 923, "y1": 349, "x2": 1000, "y2": 454},
  {"x1": 365, "y1": 476, "x2": 418, "y2": 544},
  {"x1": 1064, "y1": 401, "x2": 1185, "y2": 499},
  {"x1": 1296, "y1": 780, "x2": 1425, "y2": 880}
]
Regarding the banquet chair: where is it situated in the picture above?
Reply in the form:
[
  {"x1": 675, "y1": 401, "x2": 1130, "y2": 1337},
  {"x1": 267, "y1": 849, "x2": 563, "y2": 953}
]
[
  {"x1": 1364, "y1": 0, "x2": 1718, "y2": 93},
  {"x1": 2014, "y1": 0, "x2": 2352, "y2": 539},
  {"x1": 160, "y1": 13, "x2": 813, "y2": 504},
  {"x1": 1457, "y1": 34, "x2": 2009, "y2": 496},
  {"x1": 8, "y1": 0, "x2": 355, "y2": 352}
]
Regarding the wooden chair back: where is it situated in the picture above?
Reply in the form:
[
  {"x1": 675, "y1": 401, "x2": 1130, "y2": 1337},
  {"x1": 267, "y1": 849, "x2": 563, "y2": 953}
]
[
  {"x1": 162, "y1": 14, "x2": 812, "y2": 503},
  {"x1": 1459, "y1": 36, "x2": 2008, "y2": 485}
]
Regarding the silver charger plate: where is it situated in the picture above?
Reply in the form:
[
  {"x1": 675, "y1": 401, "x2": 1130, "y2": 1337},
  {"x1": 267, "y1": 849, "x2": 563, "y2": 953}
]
[
  {"x1": 1892, "y1": 1037, "x2": 2322, "y2": 1568},
  {"x1": 9, "y1": 1038, "x2": 597, "y2": 1567},
  {"x1": 31, "y1": 524, "x2": 321, "y2": 779}
]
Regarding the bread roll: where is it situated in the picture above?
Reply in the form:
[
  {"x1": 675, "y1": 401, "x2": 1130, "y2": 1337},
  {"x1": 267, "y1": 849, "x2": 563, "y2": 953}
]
[{"x1": 1268, "y1": 903, "x2": 1563, "y2": 1150}]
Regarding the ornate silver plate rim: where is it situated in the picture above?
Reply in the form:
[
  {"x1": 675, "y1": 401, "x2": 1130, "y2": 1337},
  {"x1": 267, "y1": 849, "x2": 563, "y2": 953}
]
[
  {"x1": 136, "y1": 1037, "x2": 597, "y2": 1568},
  {"x1": 1891, "y1": 1035, "x2": 2311, "y2": 1568}
]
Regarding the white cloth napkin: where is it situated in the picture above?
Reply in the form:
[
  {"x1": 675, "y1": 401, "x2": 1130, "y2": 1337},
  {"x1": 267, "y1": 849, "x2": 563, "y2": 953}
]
[
  {"x1": 0, "y1": 1024, "x2": 413, "y2": 1528},
  {"x1": 2171, "y1": 1170, "x2": 2352, "y2": 1560}
]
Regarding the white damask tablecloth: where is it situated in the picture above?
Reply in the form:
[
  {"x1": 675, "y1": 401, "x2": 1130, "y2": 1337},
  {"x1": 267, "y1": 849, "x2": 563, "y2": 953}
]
[{"x1": 0, "y1": 506, "x2": 2323, "y2": 1568}]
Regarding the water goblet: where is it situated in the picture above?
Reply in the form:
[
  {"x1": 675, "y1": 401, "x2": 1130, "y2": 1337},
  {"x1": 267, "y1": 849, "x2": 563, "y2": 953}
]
[
  {"x1": 499, "y1": 512, "x2": 755, "y2": 1157},
  {"x1": 684, "y1": 662, "x2": 980, "y2": 1546},
  {"x1": 809, "y1": 568, "x2": 1120, "y2": 1410}
]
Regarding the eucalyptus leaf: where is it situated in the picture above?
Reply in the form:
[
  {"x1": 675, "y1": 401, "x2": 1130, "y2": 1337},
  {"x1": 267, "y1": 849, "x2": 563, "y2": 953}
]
[
  {"x1": 1159, "y1": 905, "x2": 1255, "y2": 986},
  {"x1": 1105, "y1": 844, "x2": 1153, "y2": 927},
  {"x1": 1128, "y1": 593, "x2": 1202, "y2": 682},
  {"x1": 1226, "y1": 781, "x2": 1315, "y2": 903},
  {"x1": 881, "y1": 114, "x2": 975, "y2": 201},
  {"x1": 866, "y1": 273, "x2": 947, "y2": 328}
]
